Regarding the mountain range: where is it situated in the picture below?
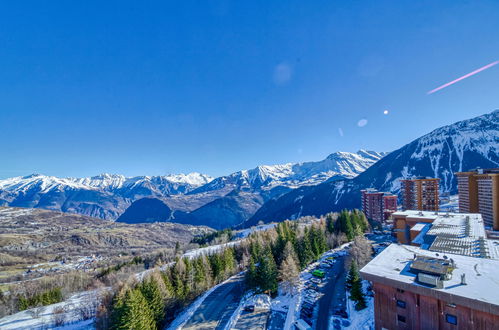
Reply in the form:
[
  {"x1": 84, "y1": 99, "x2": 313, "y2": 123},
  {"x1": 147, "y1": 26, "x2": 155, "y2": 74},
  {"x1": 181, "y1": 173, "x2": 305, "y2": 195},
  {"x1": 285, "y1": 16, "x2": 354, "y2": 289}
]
[
  {"x1": 0, "y1": 150, "x2": 386, "y2": 228},
  {"x1": 2, "y1": 110, "x2": 497, "y2": 230},
  {"x1": 245, "y1": 110, "x2": 499, "y2": 226},
  {"x1": 0, "y1": 173, "x2": 213, "y2": 220}
]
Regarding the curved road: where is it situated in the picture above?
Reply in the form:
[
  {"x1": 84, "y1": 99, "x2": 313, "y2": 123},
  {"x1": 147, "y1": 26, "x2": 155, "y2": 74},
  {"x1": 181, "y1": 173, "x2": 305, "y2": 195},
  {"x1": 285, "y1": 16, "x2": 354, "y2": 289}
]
[{"x1": 182, "y1": 273, "x2": 245, "y2": 330}]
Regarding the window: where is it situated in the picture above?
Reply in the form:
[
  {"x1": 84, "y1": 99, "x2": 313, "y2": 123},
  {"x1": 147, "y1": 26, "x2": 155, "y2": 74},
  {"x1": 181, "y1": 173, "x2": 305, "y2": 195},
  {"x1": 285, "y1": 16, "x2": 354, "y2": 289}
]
[
  {"x1": 397, "y1": 288, "x2": 405, "y2": 293},
  {"x1": 396, "y1": 300, "x2": 406, "y2": 308},
  {"x1": 446, "y1": 314, "x2": 457, "y2": 325},
  {"x1": 397, "y1": 315, "x2": 406, "y2": 323}
]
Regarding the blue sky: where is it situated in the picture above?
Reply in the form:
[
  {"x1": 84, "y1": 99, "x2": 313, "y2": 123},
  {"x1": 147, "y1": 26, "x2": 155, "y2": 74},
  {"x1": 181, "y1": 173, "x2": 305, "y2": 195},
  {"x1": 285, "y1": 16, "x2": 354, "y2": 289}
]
[{"x1": 1, "y1": 0, "x2": 499, "y2": 178}]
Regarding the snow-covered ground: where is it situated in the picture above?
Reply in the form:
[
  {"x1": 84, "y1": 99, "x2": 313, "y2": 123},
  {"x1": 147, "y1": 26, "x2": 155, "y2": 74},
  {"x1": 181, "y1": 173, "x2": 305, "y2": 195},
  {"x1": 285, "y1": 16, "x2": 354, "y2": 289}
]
[
  {"x1": 233, "y1": 223, "x2": 277, "y2": 239},
  {"x1": 183, "y1": 240, "x2": 240, "y2": 259},
  {"x1": 165, "y1": 272, "x2": 245, "y2": 330},
  {"x1": 0, "y1": 289, "x2": 106, "y2": 330},
  {"x1": 282, "y1": 243, "x2": 351, "y2": 329},
  {"x1": 330, "y1": 280, "x2": 374, "y2": 330}
]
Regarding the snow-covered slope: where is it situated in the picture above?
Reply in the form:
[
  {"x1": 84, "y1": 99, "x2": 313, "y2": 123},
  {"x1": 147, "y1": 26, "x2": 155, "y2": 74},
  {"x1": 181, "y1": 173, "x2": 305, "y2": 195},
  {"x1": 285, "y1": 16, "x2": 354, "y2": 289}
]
[
  {"x1": 190, "y1": 150, "x2": 386, "y2": 194},
  {"x1": 246, "y1": 110, "x2": 499, "y2": 226},
  {"x1": 110, "y1": 150, "x2": 386, "y2": 227},
  {"x1": 0, "y1": 173, "x2": 213, "y2": 220},
  {"x1": 0, "y1": 150, "x2": 385, "y2": 224}
]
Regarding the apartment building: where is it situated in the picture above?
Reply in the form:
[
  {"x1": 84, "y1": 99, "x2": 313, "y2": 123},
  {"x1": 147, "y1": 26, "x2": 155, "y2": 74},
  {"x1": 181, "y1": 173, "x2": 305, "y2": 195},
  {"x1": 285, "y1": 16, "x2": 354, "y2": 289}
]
[
  {"x1": 457, "y1": 168, "x2": 499, "y2": 230},
  {"x1": 361, "y1": 189, "x2": 398, "y2": 222},
  {"x1": 401, "y1": 177, "x2": 440, "y2": 211},
  {"x1": 361, "y1": 244, "x2": 499, "y2": 330}
]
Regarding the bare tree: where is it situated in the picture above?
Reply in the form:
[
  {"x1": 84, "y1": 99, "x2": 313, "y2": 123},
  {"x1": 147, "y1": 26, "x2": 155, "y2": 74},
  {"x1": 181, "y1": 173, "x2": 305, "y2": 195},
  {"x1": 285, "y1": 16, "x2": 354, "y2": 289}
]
[
  {"x1": 350, "y1": 236, "x2": 372, "y2": 268},
  {"x1": 278, "y1": 242, "x2": 300, "y2": 295}
]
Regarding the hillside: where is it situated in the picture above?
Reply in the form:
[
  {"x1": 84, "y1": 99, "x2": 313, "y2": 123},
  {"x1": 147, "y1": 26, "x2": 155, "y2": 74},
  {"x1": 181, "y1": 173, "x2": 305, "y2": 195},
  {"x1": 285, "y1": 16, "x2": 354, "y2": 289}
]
[
  {"x1": 0, "y1": 206, "x2": 213, "y2": 283},
  {"x1": 117, "y1": 150, "x2": 385, "y2": 228},
  {"x1": 245, "y1": 110, "x2": 499, "y2": 226},
  {"x1": 0, "y1": 173, "x2": 213, "y2": 220}
]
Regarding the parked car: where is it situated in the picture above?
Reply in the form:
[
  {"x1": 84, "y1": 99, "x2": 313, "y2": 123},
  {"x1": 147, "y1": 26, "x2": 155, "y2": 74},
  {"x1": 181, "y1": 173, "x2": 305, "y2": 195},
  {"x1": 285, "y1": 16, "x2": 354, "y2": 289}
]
[
  {"x1": 294, "y1": 319, "x2": 313, "y2": 330},
  {"x1": 306, "y1": 282, "x2": 320, "y2": 291},
  {"x1": 333, "y1": 308, "x2": 348, "y2": 319},
  {"x1": 244, "y1": 305, "x2": 255, "y2": 312},
  {"x1": 312, "y1": 269, "x2": 325, "y2": 278}
]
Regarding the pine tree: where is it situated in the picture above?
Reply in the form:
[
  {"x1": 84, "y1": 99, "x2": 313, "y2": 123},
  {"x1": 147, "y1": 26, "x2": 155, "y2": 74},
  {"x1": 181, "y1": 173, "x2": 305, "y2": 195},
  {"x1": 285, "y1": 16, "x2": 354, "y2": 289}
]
[
  {"x1": 245, "y1": 255, "x2": 258, "y2": 291},
  {"x1": 346, "y1": 261, "x2": 360, "y2": 289},
  {"x1": 171, "y1": 259, "x2": 186, "y2": 299},
  {"x1": 209, "y1": 253, "x2": 224, "y2": 283},
  {"x1": 256, "y1": 247, "x2": 278, "y2": 294},
  {"x1": 160, "y1": 270, "x2": 174, "y2": 298},
  {"x1": 347, "y1": 261, "x2": 367, "y2": 310},
  {"x1": 298, "y1": 229, "x2": 315, "y2": 268},
  {"x1": 222, "y1": 248, "x2": 236, "y2": 276},
  {"x1": 193, "y1": 257, "x2": 207, "y2": 293},
  {"x1": 112, "y1": 288, "x2": 156, "y2": 330},
  {"x1": 326, "y1": 213, "x2": 335, "y2": 233},
  {"x1": 183, "y1": 258, "x2": 194, "y2": 296},
  {"x1": 344, "y1": 213, "x2": 354, "y2": 241},
  {"x1": 139, "y1": 278, "x2": 165, "y2": 327}
]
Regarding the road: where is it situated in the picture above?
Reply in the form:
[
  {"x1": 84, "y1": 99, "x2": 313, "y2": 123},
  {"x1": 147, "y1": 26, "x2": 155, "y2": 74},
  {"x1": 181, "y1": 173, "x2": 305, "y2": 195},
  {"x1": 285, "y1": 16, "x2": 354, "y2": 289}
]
[
  {"x1": 182, "y1": 273, "x2": 245, "y2": 330},
  {"x1": 315, "y1": 255, "x2": 347, "y2": 330},
  {"x1": 231, "y1": 310, "x2": 269, "y2": 330}
]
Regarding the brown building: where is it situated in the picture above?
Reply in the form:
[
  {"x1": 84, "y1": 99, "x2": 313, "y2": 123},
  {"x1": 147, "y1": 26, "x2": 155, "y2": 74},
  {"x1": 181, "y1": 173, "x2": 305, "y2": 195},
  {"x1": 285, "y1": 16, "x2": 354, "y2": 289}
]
[
  {"x1": 401, "y1": 177, "x2": 440, "y2": 211},
  {"x1": 392, "y1": 210, "x2": 437, "y2": 244},
  {"x1": 383, "y1": 194, "x2": 398, "y2": 221},
  {"x1": 361, "y1": 189, "x2": 398, "y2": 222},
  {"x1": 457, "y1": 169, "x2": 499, "y2": 230},
  {"x1": 361, "y1": 244, "x2": 499, "y2": 330}
]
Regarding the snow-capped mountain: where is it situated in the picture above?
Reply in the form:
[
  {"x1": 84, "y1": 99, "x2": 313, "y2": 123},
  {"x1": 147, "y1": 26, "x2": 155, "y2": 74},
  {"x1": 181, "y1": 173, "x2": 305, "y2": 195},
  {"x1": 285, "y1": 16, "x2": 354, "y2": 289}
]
[
  {"x1": 117, "y1": 150, "x2": 386, "y2": 229},
  {"x1": 0, "y1": 173, "x2": 213, "y2": 220},
  {"x1": 189, "y1": 150, "x2": 387, "y2": 194},
  {"x1": 0, "y1": 150, "x2": 385, "y2": 225},
  {"x1": 245, "y1": 110, "x2": 499, "y2": 227}
]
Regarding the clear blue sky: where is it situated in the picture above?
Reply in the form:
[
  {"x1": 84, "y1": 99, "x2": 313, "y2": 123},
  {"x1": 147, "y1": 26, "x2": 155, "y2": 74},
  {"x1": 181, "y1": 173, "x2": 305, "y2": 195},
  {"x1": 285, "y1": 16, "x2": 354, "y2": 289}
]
[{"x1": 1, "y1": 0, "x2": 499, "y2": 178}]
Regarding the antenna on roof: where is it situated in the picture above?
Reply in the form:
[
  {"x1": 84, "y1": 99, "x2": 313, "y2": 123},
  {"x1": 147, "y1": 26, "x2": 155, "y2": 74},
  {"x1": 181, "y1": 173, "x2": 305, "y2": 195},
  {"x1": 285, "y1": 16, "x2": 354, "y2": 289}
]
[{"x1": 461, "y1": 274, "x2": 467, "y2": 285}]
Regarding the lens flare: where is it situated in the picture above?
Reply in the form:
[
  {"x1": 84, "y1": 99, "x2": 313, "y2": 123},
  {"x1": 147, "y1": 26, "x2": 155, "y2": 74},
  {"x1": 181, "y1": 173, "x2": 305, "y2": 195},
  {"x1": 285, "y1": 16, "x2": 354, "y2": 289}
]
[{"x1": 427, "y1": 61, "x2": 499, "y2": 94}]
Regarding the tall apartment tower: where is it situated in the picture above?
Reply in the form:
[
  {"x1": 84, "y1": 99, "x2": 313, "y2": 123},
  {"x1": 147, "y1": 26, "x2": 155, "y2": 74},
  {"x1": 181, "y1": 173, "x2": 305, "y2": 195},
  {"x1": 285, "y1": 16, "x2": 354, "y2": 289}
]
[
  {"x1": 400, "y1": 177, "x2": 440, "y2": 211},
  {"x1": 457, "y1": 168, "x2": 499, "y2": 230},
  {"x1": 361, "y1": 189, "x2": 398, "y2": 222}
]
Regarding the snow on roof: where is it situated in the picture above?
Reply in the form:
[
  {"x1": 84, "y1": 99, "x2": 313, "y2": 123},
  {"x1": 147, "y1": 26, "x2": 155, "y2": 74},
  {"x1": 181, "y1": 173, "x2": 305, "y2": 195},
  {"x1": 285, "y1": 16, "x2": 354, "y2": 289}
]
[
  {"x1": 395, "y1": 210, "x2": 499, "y2": 259},
  {"x1": 412, "y1": 223, "x2": 431, "y2": 245},
  {"x1": 411, "y1": 223, "x2": 428, "y2": 232},
  {"x1": 361, "y1": 244, "x2": 499, "y2": 309},
  {"x1": 392, "y1": 210, "x2": 439, "y2": 220}
]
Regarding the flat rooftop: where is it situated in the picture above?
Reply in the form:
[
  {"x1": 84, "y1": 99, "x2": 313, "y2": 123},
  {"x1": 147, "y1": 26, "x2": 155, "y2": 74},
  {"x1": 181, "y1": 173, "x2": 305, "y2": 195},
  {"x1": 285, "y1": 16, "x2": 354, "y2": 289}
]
[
  {"x1": 394, "y1": 210, "x2": 499, "y2": 259},
  {"x1": 361, "y1": 244, "x2": 499, "y2": 314}
]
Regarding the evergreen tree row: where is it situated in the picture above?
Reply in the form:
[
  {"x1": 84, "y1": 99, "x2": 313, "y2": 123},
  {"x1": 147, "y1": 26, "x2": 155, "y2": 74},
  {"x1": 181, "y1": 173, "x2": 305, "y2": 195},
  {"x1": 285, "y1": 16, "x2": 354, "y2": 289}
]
[
  {"x1": 106, "y1": 209, "x2": 369, "y2": 328},
  {"x1": 109, "y1": 247, "x2": 239, "y2": 329}
]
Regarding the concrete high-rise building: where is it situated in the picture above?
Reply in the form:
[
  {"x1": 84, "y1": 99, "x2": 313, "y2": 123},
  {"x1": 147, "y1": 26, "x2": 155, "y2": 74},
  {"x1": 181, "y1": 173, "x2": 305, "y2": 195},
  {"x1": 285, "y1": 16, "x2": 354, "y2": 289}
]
[
  {"x1": 361, "y1": 189, "x2": 398, "y2": 222},
  {"x1": 401, "y1": 177, "x2": 440, "y2": 211},
  {"x1": 457, "y1": 168, "x2": 499, "y2": 230},
  {"x1": 383, "y1": 194, "x2": 398, "y2": 221}
]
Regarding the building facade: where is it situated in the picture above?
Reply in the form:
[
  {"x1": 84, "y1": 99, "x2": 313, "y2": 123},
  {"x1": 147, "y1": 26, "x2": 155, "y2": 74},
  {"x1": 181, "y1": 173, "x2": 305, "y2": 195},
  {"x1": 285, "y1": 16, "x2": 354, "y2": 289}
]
[
  {"x1": 361, "y1": 189, "x2": 398, "y2": 222},
  {"x1": 457, "y1": 169, "x2": 499, "y2": 230},
  {"x1": 401, "y1": 177, "x2": 440, "y2": 211},
  {"x1": 361, "y1": 244, "x2": 499, "y2": 330}
]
